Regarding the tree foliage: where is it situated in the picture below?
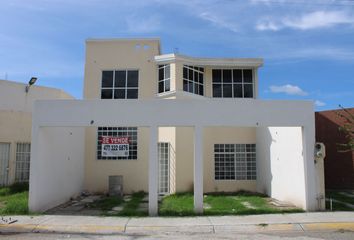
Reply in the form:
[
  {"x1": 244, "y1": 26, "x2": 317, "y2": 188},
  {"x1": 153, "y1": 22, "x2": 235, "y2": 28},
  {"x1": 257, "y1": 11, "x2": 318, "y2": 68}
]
[{"x1": 337, "y1": 105, "x2": 354, "y2": 152}]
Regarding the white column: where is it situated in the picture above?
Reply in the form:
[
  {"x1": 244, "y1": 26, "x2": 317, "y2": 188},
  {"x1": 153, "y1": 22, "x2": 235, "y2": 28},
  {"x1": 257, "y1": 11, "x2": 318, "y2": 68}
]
[
  {"x1": 302, "y1": 125, "x2": 316, "y2": 211},
  {"x1": 148, "y1": 126, "x2": 158, "y2": 216},
  {"x1": 194, "y1": 125, "x2": 203, "y2": 213}
]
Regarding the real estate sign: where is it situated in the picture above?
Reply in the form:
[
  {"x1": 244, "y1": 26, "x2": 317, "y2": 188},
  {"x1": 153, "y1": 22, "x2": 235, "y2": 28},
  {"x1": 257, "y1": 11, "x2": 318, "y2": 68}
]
[{"x1": 101, "y1": 136, "x2": 129, "y2": 157}]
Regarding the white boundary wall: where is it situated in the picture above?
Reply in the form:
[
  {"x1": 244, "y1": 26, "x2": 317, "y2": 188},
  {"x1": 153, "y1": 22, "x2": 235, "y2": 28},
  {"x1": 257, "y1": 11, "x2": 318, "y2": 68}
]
[
  {"x1": 29, "y1": 127, "x2": 85, "y2": 212},
  {"x1": 29, "y1": 99, "x2": 316, "y2": 213},
  {"x1": 257, "y1": 127, "x2": 307, "y2": 208}
]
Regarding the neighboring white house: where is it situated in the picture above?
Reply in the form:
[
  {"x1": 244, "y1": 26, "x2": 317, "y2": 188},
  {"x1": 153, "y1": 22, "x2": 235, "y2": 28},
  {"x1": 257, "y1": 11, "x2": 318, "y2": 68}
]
[
  {"x1": 0, "y1": 79, "x2": 73, "y2": 186},
  {"x1": 29, "y1": 38, "x2": 324, "y2": 216}
]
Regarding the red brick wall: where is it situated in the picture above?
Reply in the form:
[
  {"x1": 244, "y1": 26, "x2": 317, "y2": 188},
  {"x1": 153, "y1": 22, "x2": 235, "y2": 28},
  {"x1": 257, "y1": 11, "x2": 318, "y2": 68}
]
[{"x1": 315, "y1": 108, "x2": 354, "y2": 190}]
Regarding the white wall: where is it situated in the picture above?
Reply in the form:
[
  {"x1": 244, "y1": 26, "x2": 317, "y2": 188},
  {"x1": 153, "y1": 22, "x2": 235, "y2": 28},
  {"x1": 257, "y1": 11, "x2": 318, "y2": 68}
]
[
  {"x1": 0, "y1": 79, "x2": 73, "y2": 113},
  {"x1": 256, "y1": 127, "x2": 307, "y2": 209},
  {"x1": 29, "y1": 127, "x2": 85, "y2": 212}
]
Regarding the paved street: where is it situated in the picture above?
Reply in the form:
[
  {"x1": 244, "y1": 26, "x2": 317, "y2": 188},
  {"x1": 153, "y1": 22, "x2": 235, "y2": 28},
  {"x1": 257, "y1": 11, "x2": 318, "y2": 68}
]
[
  {"x1": 0, "y1": 212, "x2": 353, "y2": 239},
  {"x1": 1, "y1": 231, "x2": 354, "y2": 240}
]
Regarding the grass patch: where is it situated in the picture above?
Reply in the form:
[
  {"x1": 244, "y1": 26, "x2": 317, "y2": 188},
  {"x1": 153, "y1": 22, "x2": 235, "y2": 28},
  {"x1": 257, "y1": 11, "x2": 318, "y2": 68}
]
[
  {"x1": 159, "y1": 193, "x2": 195, "y2": 216},
  {"x1": 0, "y1": 183, "x2": 29, "y2": 215},
  {"x1": 119, "y1": 191, "x2": 147, "y2": 216},
  {"x1": 159, "y1": 192, "x2": 303, "y2": 216},
  {"x1": 326, "y1": 191, "x2": 354, "y2": 205},
  {"x1": 88, "y1": 196, "x2": 123, "y2": 211}
]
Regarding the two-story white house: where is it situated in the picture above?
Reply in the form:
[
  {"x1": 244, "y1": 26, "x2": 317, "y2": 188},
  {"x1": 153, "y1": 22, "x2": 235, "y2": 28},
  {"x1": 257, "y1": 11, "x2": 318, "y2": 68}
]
[{"x1": 29, "y1": 38, "x2": 324, "y2": 215}]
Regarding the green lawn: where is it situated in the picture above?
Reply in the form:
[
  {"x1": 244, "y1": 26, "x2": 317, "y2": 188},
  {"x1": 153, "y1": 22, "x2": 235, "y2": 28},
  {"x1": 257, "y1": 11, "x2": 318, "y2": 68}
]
[
  {"x1": 0, "y1": 183, "x2": 29, "y2": 215},
  {"x1": 94, "y1": 191, "x2": 147, "y2": 216},
  {"x1": 326, "y1": 190, "x2": 354, "y2": 211},
  {"x1": 159, "y1": 192, "x2": 303, "y2": 216}
]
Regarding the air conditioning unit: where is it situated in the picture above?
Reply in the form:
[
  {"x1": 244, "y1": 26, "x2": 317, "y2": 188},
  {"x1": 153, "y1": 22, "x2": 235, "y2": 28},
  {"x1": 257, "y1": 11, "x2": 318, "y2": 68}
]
[{"x1": 314, "y1": 142, "x2": 326, "y2": 159}]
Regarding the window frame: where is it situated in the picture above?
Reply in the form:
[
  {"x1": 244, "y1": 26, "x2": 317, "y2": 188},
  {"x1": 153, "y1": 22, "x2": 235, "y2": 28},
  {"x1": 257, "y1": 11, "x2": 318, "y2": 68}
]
[
  {"x1": 96, "y1": 127, "x2": 138, "y2": 160},
  {"x1": 15, "y1": 142, "x2": 31, "y2": 183},
  {"x1": 214, "y1": 143, "x2": 256, "y2": 181},
  {"x1": 100, "y1": 69, "x2": 139, "y2": 99},
  {"x1": 183, "y1": 65, "x2": 204, "y2": 96},
  {"x1": 158, "y1": 64, "x2": 171, "y2": 93},
  {"x1": 212, "y1": 69, "x2": 254, "y2": 98}
]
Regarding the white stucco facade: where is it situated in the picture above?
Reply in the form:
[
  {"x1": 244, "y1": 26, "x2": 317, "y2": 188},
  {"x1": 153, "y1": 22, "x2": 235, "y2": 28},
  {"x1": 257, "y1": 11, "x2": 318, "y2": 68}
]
[{"x1": 28, "y1": 38, "x2": 322, "y2": 216}]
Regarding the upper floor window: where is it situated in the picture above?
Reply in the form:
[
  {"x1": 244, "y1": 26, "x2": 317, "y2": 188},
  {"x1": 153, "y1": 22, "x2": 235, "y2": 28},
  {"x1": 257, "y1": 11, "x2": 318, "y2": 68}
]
[
  {"x1": 212, "y1": 69, "x2": 253, "y2": 98},
  {"x1": 101, "y1": 70, "x2": 139, "y2": 99},
  {"x1": 183, "y1": 65, "x2": 204, "y2": 96},
  {"x1": 158, "y1": 64, "x2": 170, "y2": 93}
]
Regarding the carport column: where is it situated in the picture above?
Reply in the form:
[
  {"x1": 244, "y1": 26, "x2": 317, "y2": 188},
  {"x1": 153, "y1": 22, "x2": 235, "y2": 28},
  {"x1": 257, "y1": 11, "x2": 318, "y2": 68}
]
[
  {"x1": 302, "y1": 125, "x2": 316, "y2": 211},
  {"x1": 194, "y1": 125, "x2": 203, "y2": 213},
  {"x1": 148, "y1": 125, "x2": 158, "y2": 216}
]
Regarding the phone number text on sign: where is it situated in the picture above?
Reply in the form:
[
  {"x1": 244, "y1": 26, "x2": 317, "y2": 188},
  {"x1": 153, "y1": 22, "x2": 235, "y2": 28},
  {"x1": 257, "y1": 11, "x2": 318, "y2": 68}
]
[{"x1": 101, "y1": 136, "x2": 130, "y2": 157}]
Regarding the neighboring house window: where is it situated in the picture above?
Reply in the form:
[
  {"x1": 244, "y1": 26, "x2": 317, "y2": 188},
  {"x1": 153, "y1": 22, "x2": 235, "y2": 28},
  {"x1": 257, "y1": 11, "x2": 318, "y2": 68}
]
[
  {"x1": 15, "y1": 143, "x2": 31, "y2": 182},
  {"x1": 183, "y1": 65, "x2": 204, "y2": 96},
  {"x1": 101, "y1": 70, "x2": 139, "y2": 99},
  {"x1": 97, "y1": 127, "x2": 137, "y2": 160},
  {"x1": 214, "y1": 144, "x2": 256, "y2": 180},
  {"x1": 158, "y1": 64, "x2": 171, "y2": 93},
  {"x1": 212, "y1": 69, "x2": 253, "y2": 98}
]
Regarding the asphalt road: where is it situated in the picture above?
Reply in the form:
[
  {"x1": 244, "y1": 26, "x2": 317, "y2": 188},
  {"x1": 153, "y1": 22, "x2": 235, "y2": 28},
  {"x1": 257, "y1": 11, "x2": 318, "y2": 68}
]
[{"x1": 1, "y1": 231, "x2": 354, "y2": 240}]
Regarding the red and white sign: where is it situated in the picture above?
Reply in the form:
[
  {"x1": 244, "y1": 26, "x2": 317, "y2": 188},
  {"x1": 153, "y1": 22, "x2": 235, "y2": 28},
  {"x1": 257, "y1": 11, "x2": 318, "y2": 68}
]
[
  {"x1": 101, "y1": 137, "x2": 130, "y2": 157},
  {"x1": 101, "y1": 136, "x2": 129, "y2": 144}
]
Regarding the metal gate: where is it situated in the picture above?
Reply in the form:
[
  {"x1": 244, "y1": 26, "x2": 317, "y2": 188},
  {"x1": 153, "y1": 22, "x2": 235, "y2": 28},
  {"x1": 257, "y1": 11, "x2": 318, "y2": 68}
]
[
  {"x1": 158, "y1": 142, "x2": 170, "y2": 194},
  {"x1": 0, "y1": 143, "x2": 10, "y2": 186}
]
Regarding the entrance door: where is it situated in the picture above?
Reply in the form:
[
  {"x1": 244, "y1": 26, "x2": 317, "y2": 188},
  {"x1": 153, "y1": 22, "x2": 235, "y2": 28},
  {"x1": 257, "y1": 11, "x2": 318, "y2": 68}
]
[
  {"x1": 0, "y1": 143, "x2": 10, "y2": 186},
  {"x1": 158, "y1": 142, "x2": 170, "y2": 194}
]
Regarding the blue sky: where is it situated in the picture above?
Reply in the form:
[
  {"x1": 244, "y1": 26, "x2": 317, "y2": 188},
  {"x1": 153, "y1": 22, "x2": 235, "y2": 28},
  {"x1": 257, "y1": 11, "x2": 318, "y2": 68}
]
[{"x1": 0, "y1": 0, "x2": 353, "y2": 110}]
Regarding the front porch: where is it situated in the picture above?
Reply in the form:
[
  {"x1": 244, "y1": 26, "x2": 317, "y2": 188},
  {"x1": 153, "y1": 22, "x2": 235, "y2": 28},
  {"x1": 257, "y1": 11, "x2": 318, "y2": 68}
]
[{"x1": 29, "y1": 99, "x2": 319, "y2": 215}]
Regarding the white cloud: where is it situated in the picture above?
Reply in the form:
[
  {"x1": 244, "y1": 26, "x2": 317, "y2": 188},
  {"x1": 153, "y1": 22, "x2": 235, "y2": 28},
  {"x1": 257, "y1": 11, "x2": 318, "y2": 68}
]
[
  {"x1": 199, "y1": 12, "x2": 238, "y2": 32},
  {"x1": 315, "y1": 100, "x2": 326, "y2": 107},
  {"x1": 270, "y1": 84, "x2": 308, "y2": 96},
  {"x1": 257, "y1": 11, "x2": 354, "y2": 31}
]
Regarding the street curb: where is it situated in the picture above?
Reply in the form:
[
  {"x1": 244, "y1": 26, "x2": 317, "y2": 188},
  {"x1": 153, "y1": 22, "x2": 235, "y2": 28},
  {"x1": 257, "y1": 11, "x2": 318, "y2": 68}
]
[{"x1": 1, "y1": 222, "x2": 353, "y2": 235}]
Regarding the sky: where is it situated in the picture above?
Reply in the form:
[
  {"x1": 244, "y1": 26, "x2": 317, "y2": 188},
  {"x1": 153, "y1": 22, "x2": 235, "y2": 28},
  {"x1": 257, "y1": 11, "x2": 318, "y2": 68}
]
[{"x1": 0, "y1": 0, "x2": 353, "y2": 111}]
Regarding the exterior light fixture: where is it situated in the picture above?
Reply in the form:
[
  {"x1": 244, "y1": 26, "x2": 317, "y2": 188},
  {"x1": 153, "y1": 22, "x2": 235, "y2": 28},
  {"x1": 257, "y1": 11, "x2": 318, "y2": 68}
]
[{"x1": 25, "y1": 77, "x2": 37, "y2": 93}]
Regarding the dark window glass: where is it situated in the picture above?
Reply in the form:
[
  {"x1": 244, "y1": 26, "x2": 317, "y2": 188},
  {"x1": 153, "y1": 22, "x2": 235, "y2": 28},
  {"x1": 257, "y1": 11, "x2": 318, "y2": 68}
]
[
  {"x1": 189, "y1": 69, "x2": 193, "y2": 80},
  {"x1": 213, "y1": 84, "x2": 222, "y2": 97},
  {"x1": 127, "y1": 89, "x2": 138, "y2": 99},
  {"x1": 158, "y1": 81, "x2": 164, "y2": 93},
  {"x1": 188, "y1": 81, "x2": 193, "y2": 93},
  {"x1": 198, "y1": 73, "x2": 203, "y2": 83},
  {"x1": 165, "y1": 80, "x2": 170, "y2": 92},
  {"x1": 101, "y1": 89, "x2": 113, "y2": 99},
  {"x1": 223, "y1": 70, "x2": 232, "y2": 83},
  {"x1": 244, "y1": 84, "x2": 253, "y2": 98},
  {"x1": 183, "y1": 67, "x2": 188, "y2": 79},
  {"x1": 199, "y1": 85, "x2": 203, "y2": 96},
  {"x1": 233, "y1": 70, "x2": 242, "y2": 83},
  {"x1": 159, "y1": 67, "x2": 164, "y2": 81},
  {"x1": 194, "y1": 83, "x2": 199, "y2": 95},
  {"x1": 194, "y1": 71, "x2": 198, "y2": 82},
  {"x1": 234, "y1": 84, "x2": 243, "y2": 97},
  {"x1": 183, "y1": 80, "x2": 188, "y2": 92},
  {"x1": 127, "y1": 70, "x2": 138, "y2": 87},
  {"x1": 115, "y1": 71, "x2": 126, "y2": 87},
  {"x1": 243, "y1": 69, "x2": 253, "y2": 83},
  {"x1": 212, "y1": 70, "x2": 222, "y2": 83},
  {"x1": 165, "y1": 65, "x2": 170, "y2": 79},
  {"x1": 114, "y1": 89, "x2": 125, "y2": 99},
  {"x1": 223, "y1": 84, "x2": 232, "y2": 98},
  {"x1": 200, "y1": 67, "x2": 204, "y2": 72},
  {"x1": 102, "y1": 71, "x2": 113, "y2": 87}
]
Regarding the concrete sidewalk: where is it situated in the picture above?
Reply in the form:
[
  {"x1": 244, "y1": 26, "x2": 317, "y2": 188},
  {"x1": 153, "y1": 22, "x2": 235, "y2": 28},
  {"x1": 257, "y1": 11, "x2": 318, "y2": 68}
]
[{"x1": 0, "y1": 212, "x2": 353, "y2": 235}]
